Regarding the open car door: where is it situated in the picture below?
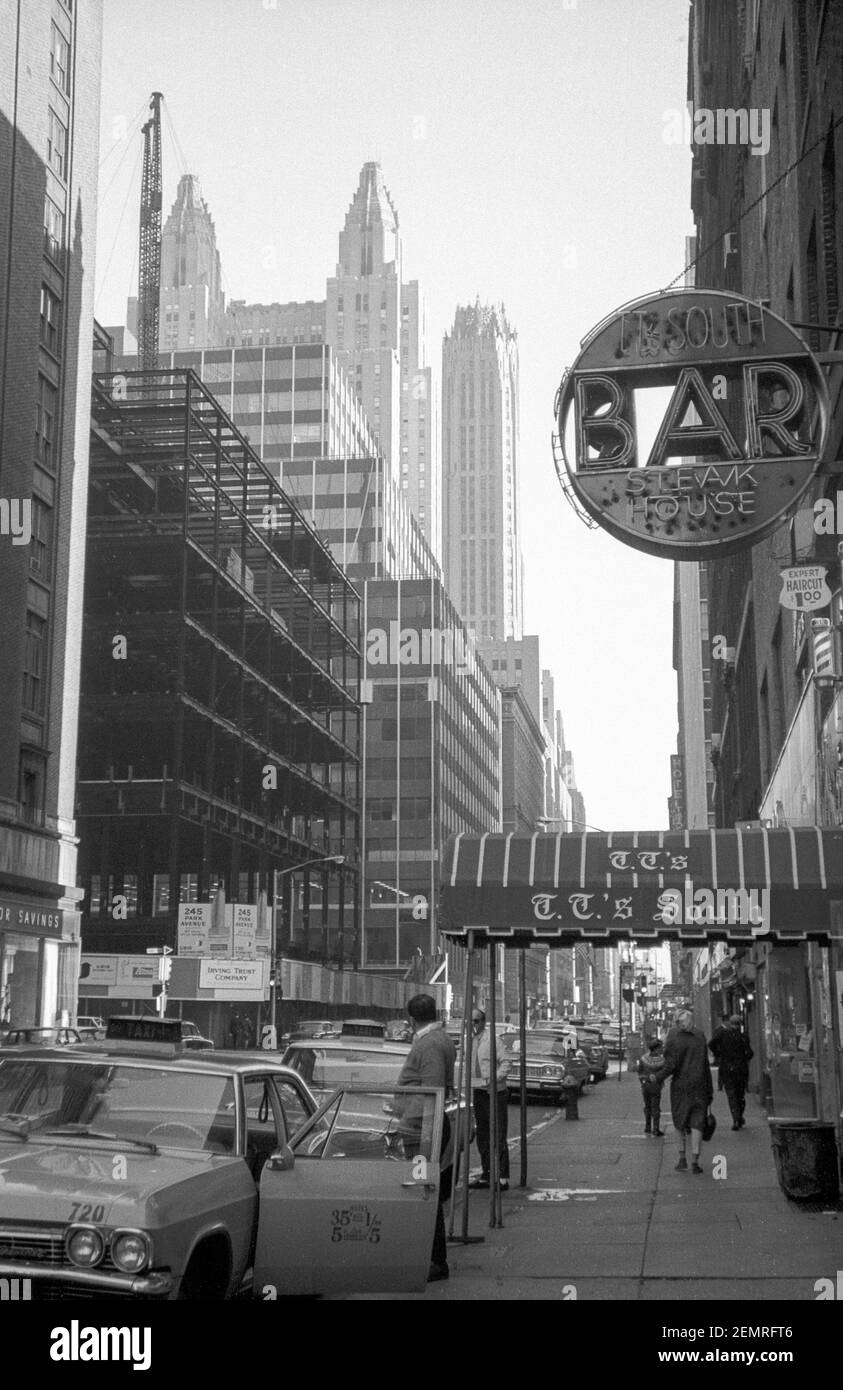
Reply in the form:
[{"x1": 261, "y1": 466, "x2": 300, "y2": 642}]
[{"x1": 254, "y1": 1084, "x2": 443, "y2": 1297}]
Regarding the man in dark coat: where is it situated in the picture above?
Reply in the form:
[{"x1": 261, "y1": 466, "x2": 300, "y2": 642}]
[
  {"x1": 709, "y1": 1014, "x2": 753, "y2": 1130},
  {"x1": 397, "y1": 993, "x2": 456, "y2": 1283},
  {"x1": 659, "y1": 1009, "x2": 713, "y2": 1173}
]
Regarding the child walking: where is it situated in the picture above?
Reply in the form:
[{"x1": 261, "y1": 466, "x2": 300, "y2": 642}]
[{"x1": 637, "y1": 1037, "x2": 665, "y2": 1136}]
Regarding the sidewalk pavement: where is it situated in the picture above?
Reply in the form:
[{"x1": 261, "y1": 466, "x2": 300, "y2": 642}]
[{"x1": 343, "y1": 1069, "x2": 842, "y2": 1301}]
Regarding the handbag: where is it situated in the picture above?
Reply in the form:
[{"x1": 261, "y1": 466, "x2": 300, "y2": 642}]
[{"x1": 702, "y1": 1109, "x2": 717, "y2": 1142}]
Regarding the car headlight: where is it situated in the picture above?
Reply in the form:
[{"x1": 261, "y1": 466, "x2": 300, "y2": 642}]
[
  {"x1": 65, "y1": 1225, "x2": 105, "y2": 1268},
  {"x1": 111, "y1": 1230, "x2": 151, "y2": 1274}
]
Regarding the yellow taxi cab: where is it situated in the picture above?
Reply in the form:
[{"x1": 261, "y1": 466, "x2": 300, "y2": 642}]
[{"x1": 0, "y1": 1016, "x2": 445, "y2": 1299}]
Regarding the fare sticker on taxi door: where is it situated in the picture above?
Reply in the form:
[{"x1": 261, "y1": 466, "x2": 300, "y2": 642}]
[{"x1": 331, "y1": 1205, "x2": 382, "y2": 1243}]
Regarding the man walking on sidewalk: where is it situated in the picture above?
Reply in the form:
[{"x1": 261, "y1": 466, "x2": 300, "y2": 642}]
[
  {"x1": 469, "y1": 1009, "x2": 512, "y2": 1191},
  {"x1": 709, "y1": 1014, "x2": 753, "y2": 1130},
  {"x1": 659, "y1": 1009, "x2": 713, "y2": 1174}
]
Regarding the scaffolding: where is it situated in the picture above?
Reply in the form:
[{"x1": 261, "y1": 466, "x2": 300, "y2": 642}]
[{"x1": 81, "y1": 369, "x2": 361, "y2": 964}]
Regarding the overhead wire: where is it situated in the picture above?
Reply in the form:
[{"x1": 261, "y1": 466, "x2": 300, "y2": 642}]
[
  {"x1": 95, "y1": 139, "x2": 143, "y2": 318},
  {"x1": 97, "y1": 97, "x2": 151, "y2": 171},
  {"x1": 663, "y1": 109, "x2": 843, "y2": 292}
]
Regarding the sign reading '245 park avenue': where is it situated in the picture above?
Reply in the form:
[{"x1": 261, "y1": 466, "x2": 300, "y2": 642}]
[{"x1": 555, "y1": 288, "x2": 829, "y2": 559}]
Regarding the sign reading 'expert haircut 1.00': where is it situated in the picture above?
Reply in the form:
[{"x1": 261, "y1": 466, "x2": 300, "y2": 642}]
[{"x1": 555, "y1": 288, "x2": 829, "y2": 560}]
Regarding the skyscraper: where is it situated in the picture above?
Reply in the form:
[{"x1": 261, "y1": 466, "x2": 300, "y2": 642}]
[
  {"x1": 127, "y1": 172, "x2": 225, "y2": 351},
  {"x1": 325, "y1": 163, "x2": 439, "y2": 558},
  {"x1": 442, "y1": 301, "x2": 523, "y2": 641},
  {"x1": 0, "y1": 0, "x2": 103, "y2": 1027}
]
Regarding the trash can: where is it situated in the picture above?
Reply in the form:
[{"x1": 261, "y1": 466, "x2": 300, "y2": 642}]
[{"x1": 768, "y1": 1118, "x2": 840, "y2": 1203}]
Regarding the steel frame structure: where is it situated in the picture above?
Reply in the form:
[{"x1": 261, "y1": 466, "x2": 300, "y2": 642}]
[{"x1": 80, "y1": 368, "x2": 361, "y2": 964}]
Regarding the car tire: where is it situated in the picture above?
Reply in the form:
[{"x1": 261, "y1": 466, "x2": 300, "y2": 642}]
[{"x1": 178, "y1": 1237, "x2": 232, "y2": 1300}]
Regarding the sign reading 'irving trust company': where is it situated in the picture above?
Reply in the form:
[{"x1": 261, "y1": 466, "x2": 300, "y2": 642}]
[{"x1": 554, "y1": 288, "x2": 828, "y2": 559}]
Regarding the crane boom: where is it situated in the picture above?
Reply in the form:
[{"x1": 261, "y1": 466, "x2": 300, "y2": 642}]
[{"x1": 138, "y1": 92, "x2": 163, "y2": 371}]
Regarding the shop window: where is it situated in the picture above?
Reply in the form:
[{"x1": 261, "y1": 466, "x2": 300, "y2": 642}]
[{"x1": 0, "y1": 933, "x2": 41, "y2": 1027}]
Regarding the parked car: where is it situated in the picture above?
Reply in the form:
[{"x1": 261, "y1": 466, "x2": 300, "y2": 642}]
[
  {"x1": 1, "y1": 1025, "x2": 84, "y2": 1048},
  {"x1": 176, "y1": 1020, "x2": 215, "y2": 1051},
  {"x1": 600, "y1": 1025, "x2": 626, "y2": 1060},
  {"x1": 281, "y1": 1034, "x2": 473, "y2": 1157},
  {"x1": 0, "y1": 1015, "x2": 447, "y2": 1298},
  {"x1": 286, "y1": 1019, "x2": 341, "y2": 1043},
  {"x1": 574, "y1": 1027, "x2": 610, "y2": 1081},
  {"x1": 77, "y1": 1015, "x2": 105, "y2": 1031},
  {"x1": 506, "y1": 1031, "x2": 591, "y2": 1101}
]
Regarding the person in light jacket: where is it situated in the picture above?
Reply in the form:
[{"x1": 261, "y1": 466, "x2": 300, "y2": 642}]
[{"x1": 469, "y1": 1009, "x2": 512, "y2": 1190}]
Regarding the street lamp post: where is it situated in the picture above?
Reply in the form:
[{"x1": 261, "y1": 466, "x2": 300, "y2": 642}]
[{"x1": 270, "y1": 854, "x2": 345, "y2": 1038}]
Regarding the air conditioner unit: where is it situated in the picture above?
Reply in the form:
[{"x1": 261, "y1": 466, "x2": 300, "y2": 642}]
[{"x1": 710, "y1": 732, "x2": 722, "y2": 752}]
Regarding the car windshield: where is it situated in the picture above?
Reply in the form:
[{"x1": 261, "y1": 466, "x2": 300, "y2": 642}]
[
  {"x1": 0, "y1": 1057, "x2": 237, "y2": 1153},
  {"x1": 509, "y1": 1034, "x2": 567, "y2": 1057},
  {"x1": 283, "y1": 1045, "x2": 407, "y2": 1098}
]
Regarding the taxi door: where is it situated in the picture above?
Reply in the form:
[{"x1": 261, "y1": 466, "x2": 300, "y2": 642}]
[{"x1": 254, "y1": 1084, "x2": 443, "y2": 1297}]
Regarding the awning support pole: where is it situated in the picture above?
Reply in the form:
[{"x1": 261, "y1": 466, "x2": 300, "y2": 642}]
[
  {"x1": 519, "y1": 947, "x2": 528, "y2": 1187},
  {"x1": 450, "y1": 932, "x2": 484, "y2": 1247},
  {"x1": 488, "y1": 941, "x2": 502, "y2": 1227}
]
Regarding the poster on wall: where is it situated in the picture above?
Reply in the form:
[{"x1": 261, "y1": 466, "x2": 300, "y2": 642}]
[{"x1": 177, "y1": 903, "x2": 212, "y2": 957}]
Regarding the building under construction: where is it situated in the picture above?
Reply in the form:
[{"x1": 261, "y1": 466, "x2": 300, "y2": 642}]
[{"x1": 79, "y1": 367, "x2": 362, "y2": 1009}]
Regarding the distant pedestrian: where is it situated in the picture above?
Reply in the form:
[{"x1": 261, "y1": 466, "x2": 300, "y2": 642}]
[
  {"x1": 709, "y1": 1014, "x2": 753, "y2": 1130},
  {"x1": 469, "y1": 1009, "x2": 512, "y2": 1191},
  {"x1": 659, "y1": 1009, "x2": 714, "y2": 1174},
  {"x1": 397, "y1": 993, "x2": 456, "y2": 1283},
  {"x1": 637, "y1": 1037, "x2": 665, "y2": 1136},
  {"x1": 228, "y1": 1011, "x2": 243, "y2": 1049},
  {"x1": 240, "y1": 1013, "x2": 254, "y2": 1050}
]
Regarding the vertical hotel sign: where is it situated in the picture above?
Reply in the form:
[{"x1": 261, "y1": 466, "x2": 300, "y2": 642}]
[
  {"x1": 554, "y1": 289, "x2": 828, "y2": 559},
  {"x1": 669, "y1": 755, "x2": 685, "y2": 830}
]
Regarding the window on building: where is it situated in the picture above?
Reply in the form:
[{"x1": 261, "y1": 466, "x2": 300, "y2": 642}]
[
  {"x1": 18, "y1": 752, "x2": 46, "y2": 825},
  {"x1": 152, "y1": 874, "x2": 171, "y2": 915},
  {"x1": 29, "y1": 497, "x2": 53, "y2": 581},
  {"x1": 34, "y1": 376, "x2": 57, "y2": 470},
  {"x1": 88, "y1": 875, "x2": 102, "y2": 914},
  {"x1": 47, "y1": 109, "x2": 68, "y2": 179},
  {"x1": 40, "y1": 284, "x2": 62, "y2": 355},
  {"x1": 50, "y1": 22, "x2": 70, "y2": 93},
  {"x1": 44, "y1": 194, "x2": 65, "y2": 260},
  {"x1": 22, "y1": 612, "x2": 47, "y2": 715}
]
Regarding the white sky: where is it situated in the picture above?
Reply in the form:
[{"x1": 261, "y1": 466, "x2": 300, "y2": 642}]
[{"x1": 94, "y1": 0, "x2": 695, "y2": 832}]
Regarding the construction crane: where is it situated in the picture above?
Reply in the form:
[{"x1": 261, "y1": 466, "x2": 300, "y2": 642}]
[{"x1": 137, "y1": 92, "x2": 163, "y2": 371}]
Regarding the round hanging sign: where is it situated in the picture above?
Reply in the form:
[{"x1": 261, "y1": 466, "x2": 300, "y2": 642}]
[{"x1": 554, "y1": 288, "x2": 829, "y2": 559}]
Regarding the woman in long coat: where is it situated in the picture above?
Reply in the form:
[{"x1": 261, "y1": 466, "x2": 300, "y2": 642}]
[{"x1": 660, "y1": 1009, "x2": 713, "y2": 1174}]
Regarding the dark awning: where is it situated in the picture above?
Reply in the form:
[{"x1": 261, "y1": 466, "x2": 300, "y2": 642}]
[{"x1": 439, "y1": 829, "x2": 843, "y2": 945}]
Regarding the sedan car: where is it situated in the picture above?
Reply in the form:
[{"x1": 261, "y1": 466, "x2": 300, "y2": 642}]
[
  {"x1": 575, "y1": 1028, "x2": 610, "y2": 1082},
  {"x1": 0, "y1": 1017, "x2": 445, "y2": 1298},
  {"x1": 176, "y1": 1020, "x2": 215, "y2": 1051},
  {"x1": 281, "y1": 1035, "x2": 473, "y2": 1158},
  {"x1": 506, "y1": 1032, "x2": 591, "y2": 1101}
]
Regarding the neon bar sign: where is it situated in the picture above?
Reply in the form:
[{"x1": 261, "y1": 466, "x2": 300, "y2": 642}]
[{"x1": 555, "y1": 289, "x2": 828, "y2": 558}]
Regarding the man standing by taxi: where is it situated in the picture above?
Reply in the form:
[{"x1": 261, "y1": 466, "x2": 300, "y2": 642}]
[
  {"x1": 469, "y1": 1009, "x2": 511, "y2": 1191},
  {"x1": 397, "y1": 994, "x2": 456, "y2": 1283}
]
